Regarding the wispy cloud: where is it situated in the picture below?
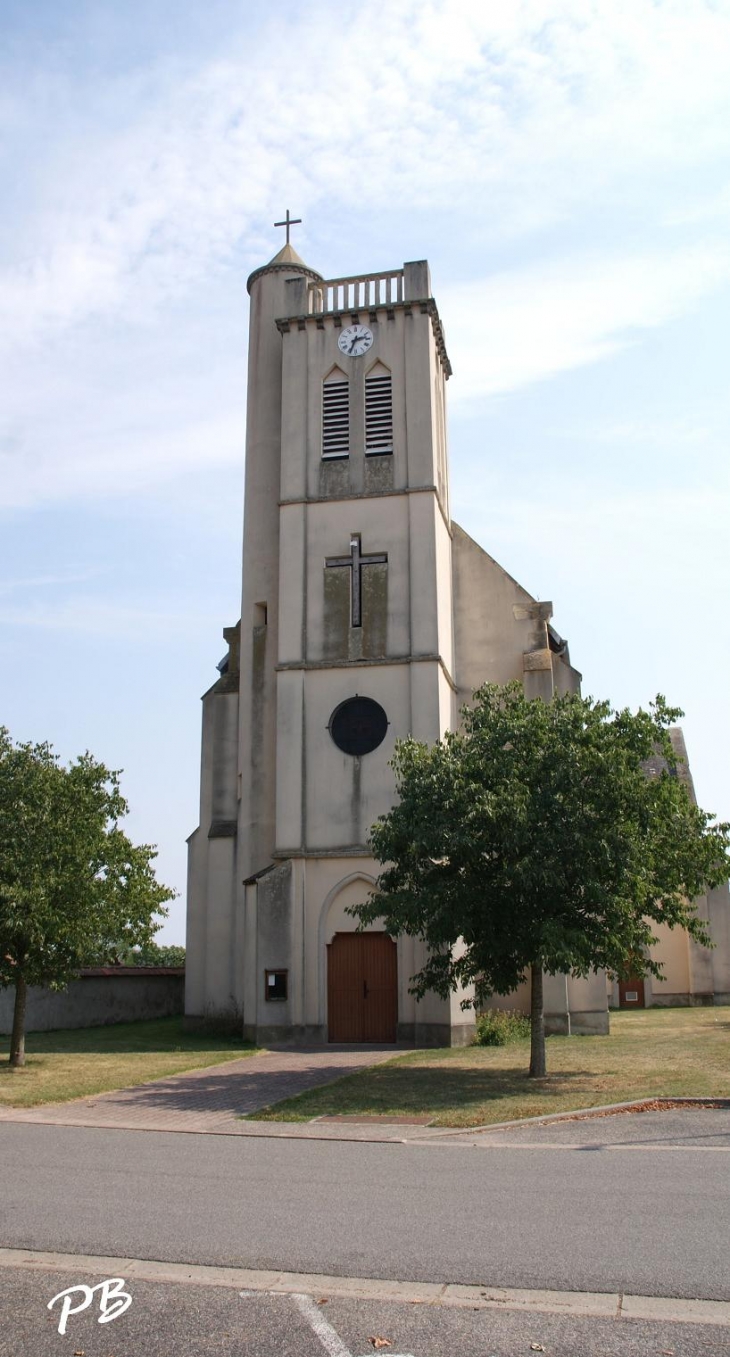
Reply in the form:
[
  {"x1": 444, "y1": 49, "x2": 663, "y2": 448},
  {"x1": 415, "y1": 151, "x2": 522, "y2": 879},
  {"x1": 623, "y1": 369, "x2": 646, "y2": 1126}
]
[
  {"x1": 558, "y1": 416, "x2": 716, "y2": 449},
  {"x1": 445, "y1": 242, "x2": 730, "y2": 398},
  {"x1": 0, "y1": 569, "x2": 102, "y2": 595},
  {"x1": 0, "y1": 596, "x2": 211, "y2": 640},
  {"x1": 451, "y1": 476, "x2": 730, "y2": 665},
  {"x1": 2, "y1": 1, "x2": 730, "y2": 349},
  {"x1": 2, "y1": 0, "x2": 730, "y2": 506},
  {"x1": 0, "y1": 409, "x2": 244, "y2": 511}
]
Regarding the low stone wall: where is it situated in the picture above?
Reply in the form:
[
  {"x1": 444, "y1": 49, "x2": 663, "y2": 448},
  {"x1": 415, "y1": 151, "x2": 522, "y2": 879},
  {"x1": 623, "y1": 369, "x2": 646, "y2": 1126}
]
[{"x1": 0, "y1": 968, "x2": 185, "y2": 1034}]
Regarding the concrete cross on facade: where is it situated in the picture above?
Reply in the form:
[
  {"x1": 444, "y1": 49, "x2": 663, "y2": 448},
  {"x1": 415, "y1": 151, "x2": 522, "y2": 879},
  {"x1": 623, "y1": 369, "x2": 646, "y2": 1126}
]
[
  {"x1": 326, "y1": 534, "x2": 387, "y2": 628},
  {"x1": 274, "y1": 209, "x2": 302, "y2": 245}
]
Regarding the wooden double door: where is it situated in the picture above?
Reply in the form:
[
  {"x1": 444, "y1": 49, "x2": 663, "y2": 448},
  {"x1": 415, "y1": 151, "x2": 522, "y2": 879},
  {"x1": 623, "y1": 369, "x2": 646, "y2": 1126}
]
[{"x1": 327, "y1": 932, "x2": 397, "y2": 1043}]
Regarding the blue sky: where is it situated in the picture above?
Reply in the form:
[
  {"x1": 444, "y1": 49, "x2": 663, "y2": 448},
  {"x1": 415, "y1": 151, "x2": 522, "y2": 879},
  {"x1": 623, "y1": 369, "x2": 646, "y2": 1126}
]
[{"x1": 2, "y1": 0, "x2": 729, "y2": 944}]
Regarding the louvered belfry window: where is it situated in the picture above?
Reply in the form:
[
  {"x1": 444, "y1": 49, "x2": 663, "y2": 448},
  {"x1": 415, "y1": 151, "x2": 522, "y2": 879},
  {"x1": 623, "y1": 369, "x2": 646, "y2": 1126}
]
[
  {"x1": 322, "y1": 373, "x2": 350, "y2": 459},
  {"x1": 365, "y1": 370, "x2": 393, "y2": 454}
]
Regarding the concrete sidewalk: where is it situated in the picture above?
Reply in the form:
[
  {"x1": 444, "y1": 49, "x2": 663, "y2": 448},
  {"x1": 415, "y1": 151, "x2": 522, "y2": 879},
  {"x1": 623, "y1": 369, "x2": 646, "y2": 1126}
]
[{"x1": 0, "y1": 1046, "x2": 427, "y2": 1140}]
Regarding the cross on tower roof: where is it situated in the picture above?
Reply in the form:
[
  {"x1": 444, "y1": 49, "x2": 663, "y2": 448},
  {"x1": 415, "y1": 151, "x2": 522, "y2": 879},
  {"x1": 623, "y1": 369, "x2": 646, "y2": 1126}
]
[{"x1": 274, "y1": 209, "x2": 302, "y2": 245}]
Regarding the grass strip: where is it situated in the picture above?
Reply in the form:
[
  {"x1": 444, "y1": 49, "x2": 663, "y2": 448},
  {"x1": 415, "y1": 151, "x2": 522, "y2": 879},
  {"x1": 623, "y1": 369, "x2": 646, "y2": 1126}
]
[
  {"x1": 0, "y1": 1016, "x2": 256, "y2": 1108},
  {"x1": 252, "y1": 1006, "x2": 730, "y2": 1128}
]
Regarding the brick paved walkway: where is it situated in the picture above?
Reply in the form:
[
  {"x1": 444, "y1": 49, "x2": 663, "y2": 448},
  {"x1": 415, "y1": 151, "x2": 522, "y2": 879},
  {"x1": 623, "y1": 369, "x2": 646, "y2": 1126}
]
[{"x1": 0, "y1": 1047, "x2": 416, "y2": 1139}]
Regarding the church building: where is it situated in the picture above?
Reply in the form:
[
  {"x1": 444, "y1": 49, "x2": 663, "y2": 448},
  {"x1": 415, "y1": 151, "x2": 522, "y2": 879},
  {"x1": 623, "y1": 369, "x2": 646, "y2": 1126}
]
[{"x1": 185, "y1": 231, "x2": 728, "y2": 1044}]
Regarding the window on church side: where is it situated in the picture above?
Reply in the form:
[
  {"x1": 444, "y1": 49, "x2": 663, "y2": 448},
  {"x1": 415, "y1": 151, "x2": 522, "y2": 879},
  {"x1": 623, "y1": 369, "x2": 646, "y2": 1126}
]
[
  {"x1": 265, "y1": 970, "x2": 288, "y2": 1001},
  {"x1": 322, "y1": 375, "x2": 350, "y2": 459},
  {"x1": 365, "y1": 370, "x2": 393, "y2": 455}
]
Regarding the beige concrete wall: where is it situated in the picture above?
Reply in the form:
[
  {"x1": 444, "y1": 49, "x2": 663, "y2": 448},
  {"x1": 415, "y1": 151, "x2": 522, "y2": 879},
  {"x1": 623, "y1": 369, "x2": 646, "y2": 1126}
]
[
  {"x1": 280, "y1": 310, "x2": 308, "y2": 503},
  {"x1": 274, "y1": 668, "x2": 305, "y2": 852},
  {"x1": 552, "y1": 652, "x2": 582, "y2": 696},
  {"x1": 451, "y1": 523, "x2": 535, "y2": 700},
  {"x1": 404, "y1": 307, "x2": 443, "y2": 493},
  {"x1": 567, "y1": 971, "x2": 610, "y2": 1034},
  {"x1": 202, "y1": 837, "x2": 239, "y2": 1014},
  {"x1": 646, "y1": 891, "x2": 727, "y2": 1006},
  {"x1": 484, "y1": 980, "x2": 531, "y2": 1015},
  {"x1": 274, "y1": 281, "x2": 457, "y2": 865},
  {"x1": 236, "y1": 262, "x2": 459, "y2": 1040},
  {"x1": 278, "y1": 304, "x2": 448, "y2": 518},
  {"x1": 605, "y1": 897, "x2": 730, "y2": 1009},
  {"x1": 709, "y1": 880, "x2": 730, "y2": 1000},
  {"x1": 543, "y1": 973, "x2": 570, "y2": 1033},
  {"x1": 252, "y1": 860, "x2": 294, "y2": 1033},
  {"x1": 185, "y1": 827, "x2": 207, "y2": 1015},
  {"x1": 241, "y1": 855, "x2": 461, "y2": 1043},
  {"x1": 300, "y1": 665, "x2": 405, "y2": 851},
  {"x1": 242, "y1": 879, "x2": 258, "y2": 1036},
  {"x1": 1, "y1": 971, "x2": 185, "y2": 1034},
  {"x1": 278, "y1": 491, "x2": 452, "y2": 681},
  {"x1": 239, "y1": 265, "x2": 304, "y2": 883},
  {"x1": 481, "y1": 971, "x2": 608, "y2": 1033},
  {"x1": 185, "y1": 682, "x2": 239, "y2": 1017},
  {"x1": 304, "y1": 496, "x2": 411, "y2": 662},
  {"x1": 278, "y1": 502, "x2": 306, "y2": 664},
  {"x1": 649, "y1": 921, "x2": 691, "y2": 1002},
  {"x1": 637, "y1": 729, "x2": 729, "y2": 1005},
  {"x1": 687, "y1": 892, "x2": 716, "y2": 998}
]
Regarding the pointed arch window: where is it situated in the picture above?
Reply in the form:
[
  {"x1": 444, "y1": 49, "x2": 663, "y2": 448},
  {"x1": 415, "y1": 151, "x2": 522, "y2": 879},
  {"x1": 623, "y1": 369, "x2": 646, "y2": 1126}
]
[
  {"x1": 322, "y1": 368, "x2": 350, "y2": 459},
  {"x1": 365, "y1": 363, "x2": 393, "y2": 455}
]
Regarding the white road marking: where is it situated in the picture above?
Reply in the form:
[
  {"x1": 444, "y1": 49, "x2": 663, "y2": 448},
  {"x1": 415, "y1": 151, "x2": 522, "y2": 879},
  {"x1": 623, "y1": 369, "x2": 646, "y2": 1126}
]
[
  {"x1": 292, "y1": 1292, "x2": 414, "y2": 1357},
  {"x1": 293, "y1": 1292, "x2": 354, "y2": 1357}
]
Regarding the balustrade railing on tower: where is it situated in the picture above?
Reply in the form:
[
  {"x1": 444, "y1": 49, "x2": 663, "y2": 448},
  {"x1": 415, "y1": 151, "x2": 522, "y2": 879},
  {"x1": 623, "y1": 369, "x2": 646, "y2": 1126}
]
[{"x1": 308, "y1": 269, "x2": 405, "y2": 315}]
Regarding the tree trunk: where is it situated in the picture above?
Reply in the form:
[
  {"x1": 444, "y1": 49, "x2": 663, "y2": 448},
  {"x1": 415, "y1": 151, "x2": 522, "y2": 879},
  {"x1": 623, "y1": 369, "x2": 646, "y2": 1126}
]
[
  {"x1": 529, "y1": 965, "x2": 547, "y2": 1078},
  {"x1": 10, "y1": 974, "x2": 27, "y2": 1068}
]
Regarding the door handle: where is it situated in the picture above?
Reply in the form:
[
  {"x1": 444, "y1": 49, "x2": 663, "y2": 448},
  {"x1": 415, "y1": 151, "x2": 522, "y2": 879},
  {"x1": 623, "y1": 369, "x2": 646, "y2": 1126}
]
[{"x1": 363, "y1": 980, "x2": 368, "y2": 1000}]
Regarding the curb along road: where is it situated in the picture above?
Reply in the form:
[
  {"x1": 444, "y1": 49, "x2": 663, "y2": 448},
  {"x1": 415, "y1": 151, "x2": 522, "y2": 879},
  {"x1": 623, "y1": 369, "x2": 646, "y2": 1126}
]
[{"x1": 2, "y1": 1247, "x2": 729, "y2": 1329}]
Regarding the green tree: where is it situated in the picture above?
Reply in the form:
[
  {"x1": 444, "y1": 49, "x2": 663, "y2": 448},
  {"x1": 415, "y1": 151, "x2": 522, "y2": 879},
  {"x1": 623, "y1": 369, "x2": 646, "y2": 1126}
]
[
  {"x1": 0, "y1": 729, "x2": 176, "y2": 1067},
  {"x1": 352, "y1": 686, "x2": 730, "y2": 1077},
  {"x1": 92, "y1": 939, "x2": 186, "y2": 968}
]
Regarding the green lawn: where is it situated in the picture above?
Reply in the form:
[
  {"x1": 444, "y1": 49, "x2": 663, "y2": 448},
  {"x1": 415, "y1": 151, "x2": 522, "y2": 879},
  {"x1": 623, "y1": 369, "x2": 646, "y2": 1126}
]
[
  {"x1": 253, "y1": 1006, "x2": 730, "y2": 1128},
  {"x1": 0, "y1": 1017, "x2": 257, "y2": 1108}
]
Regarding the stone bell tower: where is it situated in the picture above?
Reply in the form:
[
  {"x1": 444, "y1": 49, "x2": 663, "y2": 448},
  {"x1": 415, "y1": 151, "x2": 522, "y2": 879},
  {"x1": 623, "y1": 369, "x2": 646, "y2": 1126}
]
[{"x1": 186, "y1": 224, "x2": 605, "y2": 1044}]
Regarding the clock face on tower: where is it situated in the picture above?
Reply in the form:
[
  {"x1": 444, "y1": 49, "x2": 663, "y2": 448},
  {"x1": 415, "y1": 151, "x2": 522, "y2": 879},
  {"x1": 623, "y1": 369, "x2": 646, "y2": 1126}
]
[{"x1": 337, "y1": 324, "x2": 373, "y2": 357}]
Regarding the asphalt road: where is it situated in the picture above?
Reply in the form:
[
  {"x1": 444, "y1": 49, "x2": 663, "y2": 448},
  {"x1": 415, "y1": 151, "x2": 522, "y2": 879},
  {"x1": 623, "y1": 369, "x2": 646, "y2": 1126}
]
[
  {"x1": 1, "y1": 1121, "x2": 728, "y2": 1301},
  {"x1": 1, "y1": 1264, "x2": 728, "y2": 1357}
]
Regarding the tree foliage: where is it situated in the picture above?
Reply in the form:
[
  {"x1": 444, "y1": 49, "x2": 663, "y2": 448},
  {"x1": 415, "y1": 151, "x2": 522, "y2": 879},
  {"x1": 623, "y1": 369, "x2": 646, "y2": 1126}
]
[
  {"x1": 0, "y1": 728, "x2": 176, "y2": 1065},
  {"x1": 92, "y1": 940, "x2": 186, "y2": 968},
  {"x1": 352, "y1": 685, "x2": 730, "y2": 1076}
]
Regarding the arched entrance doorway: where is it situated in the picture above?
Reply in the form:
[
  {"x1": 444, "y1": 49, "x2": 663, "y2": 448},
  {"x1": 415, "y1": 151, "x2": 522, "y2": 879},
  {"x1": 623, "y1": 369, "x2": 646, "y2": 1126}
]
[{"x1": 327, "y1": 932, "x2": 397, "y2": 1043}]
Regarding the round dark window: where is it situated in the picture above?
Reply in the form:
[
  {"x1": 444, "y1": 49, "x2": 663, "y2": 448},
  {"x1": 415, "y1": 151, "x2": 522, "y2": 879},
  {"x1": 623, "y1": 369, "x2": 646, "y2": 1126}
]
[{"x1": 329, "y1": 696, "x2": 388, "y2": 756}]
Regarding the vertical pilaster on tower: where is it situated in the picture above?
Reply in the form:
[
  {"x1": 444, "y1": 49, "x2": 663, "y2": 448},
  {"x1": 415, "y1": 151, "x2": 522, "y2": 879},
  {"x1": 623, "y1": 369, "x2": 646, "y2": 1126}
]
[
  {"x1": 285, "y1": 275, "x2": 309, "y2": 314},
  {"x1": 403, "y1": 259, "x2": 432, "y2": 299},
  {"x1": 240, "y1": 244, "x2": 323, "y2": 883}
]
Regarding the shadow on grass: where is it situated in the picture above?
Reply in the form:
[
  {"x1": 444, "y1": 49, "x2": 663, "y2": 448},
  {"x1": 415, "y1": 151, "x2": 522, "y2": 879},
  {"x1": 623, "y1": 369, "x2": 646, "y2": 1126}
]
[
  {"x1": 2, "y1": 1017, "x2": 253, "y2": 1058},
  {"x1": 255, "y1": 1061, "x2": 597, "y2": 1120},
  {"x1": 0, "y1": 1053, "x2": 404, "y2": 1117}
]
